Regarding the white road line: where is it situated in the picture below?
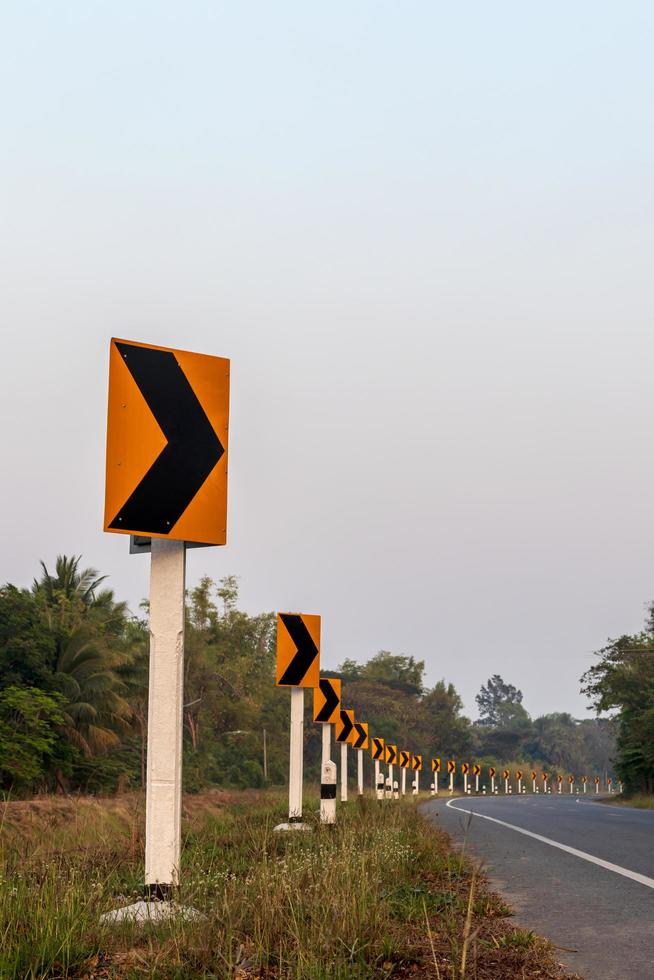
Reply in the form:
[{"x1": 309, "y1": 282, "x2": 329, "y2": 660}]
[{"x1": 446, "y1": 798, "x2": 654, "y2": 891}]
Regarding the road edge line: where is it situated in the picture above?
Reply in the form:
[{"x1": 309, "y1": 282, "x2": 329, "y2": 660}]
[{"x1": 445, "y1": 798, "x2": 654, "y2": 891}]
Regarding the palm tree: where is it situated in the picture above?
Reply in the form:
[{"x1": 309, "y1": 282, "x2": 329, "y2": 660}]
[{"x1": 33, "y1": 555, "x2": 134, "y2": 757}]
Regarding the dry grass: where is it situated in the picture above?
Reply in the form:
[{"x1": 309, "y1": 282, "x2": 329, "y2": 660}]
[{"x1": 0, "y1": 790, "x2": 580, "y2": 979}]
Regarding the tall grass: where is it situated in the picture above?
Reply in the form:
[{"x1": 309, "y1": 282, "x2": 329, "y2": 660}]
[{"x1": 0, "y1": 791, "x2": 569, "y2": 979}]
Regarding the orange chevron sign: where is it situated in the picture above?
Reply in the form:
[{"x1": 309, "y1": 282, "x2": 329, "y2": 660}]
[
  {"x1": 104, "y1": 338, "x2": 230, "y2": 545},
  {"x1": 275, "y1": 614, "x2": 320, "y2": 688},
  {"x1": 431, "y1": 758, "x2": 441, "y2": 772}
]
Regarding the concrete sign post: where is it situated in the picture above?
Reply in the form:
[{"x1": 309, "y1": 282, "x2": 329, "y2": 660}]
[
  {"x1": 401, "y1": 767, "x2": 407, "y2": 796},
  {"x1": 320, "y1": 760, "x2": 336, "y2": 824},
  {"x1": 275, "y1": 613, "x2": 321, "y2": 832},
  {"x1": 340, "y1": 742, "x2": 348, "y2": 802},
  {"x1": 102, "y1": 338, "x2": 230, "y2": 923},
  {"x1": 357, "y1": 749, "x2": 364, "y2": 796},
  {"x1": 375, "y1": 760, "x2": 383, "y2": 799},
  {"x1": 145, "y1": 539, "x2": 186, "y2": 894}
]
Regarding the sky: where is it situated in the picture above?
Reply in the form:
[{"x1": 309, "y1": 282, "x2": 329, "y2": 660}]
[{"x1": 2, "y1": 2, "x2": 654, "y2": 721}]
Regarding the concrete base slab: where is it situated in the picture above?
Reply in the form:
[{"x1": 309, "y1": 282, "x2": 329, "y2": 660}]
[
  {"x1": 273, "y1": 821, "x2": 310, "y2": 832},
  {"x1": 100, "y1": 900, "x2": 203, "y2": 925}
]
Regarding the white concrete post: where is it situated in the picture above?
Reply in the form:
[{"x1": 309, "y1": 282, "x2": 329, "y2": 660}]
[
  {"x1": 412, "y1": 771, "x2": 419, "y2": 796},
  {"x1": 340, "y1": 742, "x2": 348, "y2": 802},
  {"x1": 434, "y1": 771, "x2": 439, "y2": 795},
  {"x1": 475, "y1": 774, "x2": 479, "y2": 794},
  {"x1": 449, "y1": 771, "x2": 454, "y2": 794},
  {"x1": 357, "y1": 749, "x2": 363, "y2": 796},
  {"x1": 558, "y1": 780, "x2": 562, "y2": 795},
  {"x1": 320, "y1": 760, "x2": 336, "y2": 824},
  {"x1": 320, "y1": 723, "x2": 333, "y2": 823},
  {"x1": 518, "y1": 778, "x2": 522, "y2": 795},
  {"x1": 569, "y1": 781, "x2": 573, "y2": 794},
  {"x1": 393, "y1": 779, "x2": 399, "y2": 799},
  {"x1": 583, "y1": 782, "x2": 587, "y2": 794},
  {"x1": 389, "y1": 764, "x2": 394, "y2": 798},
  {"x1": 287, "y1": 686, "x2": 305, "y2": 824},
  {"x1": 491, "y1": 776, "x2": 495, "y2": 794},
  {"x1": 401, "y1": 767, "x2": 406, "y2": 795},
  {"x1": 504, "y1": 777, "x2": 508, "y2": 794},
  {"x1": 375, "y1": 760, "x2": 384, "y2": 799},
  {"x1": 532, "y1": 778, "x2": 536, "y2": 793},
  {"x1": 145, "y1": 539, "x2": 186, "y2": 895},
  {"x1": 595, "y1": 781, "x2": 599, "y2": 794},
  {"x1": 463, "y1": 773, "x2": 468, "y2": 794}
]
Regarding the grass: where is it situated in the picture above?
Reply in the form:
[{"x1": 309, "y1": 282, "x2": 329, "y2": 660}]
[
  {"x1": 0, "y1": 789, "x2": 578, "y2": 979},
  {"x1": 600, "y1": 792, "x2": 654, "y2": 810}
]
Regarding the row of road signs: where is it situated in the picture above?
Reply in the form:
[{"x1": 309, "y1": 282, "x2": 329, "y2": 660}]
[
  {"x1": 101, "y1": 338, "x2": 620, "y2": 912},
  {"x1": 432, "y1": 763, "x2": 619, "y2": 796},
  {"x1": 274, "y1": 612, "x2": 429, "y2": 826}
]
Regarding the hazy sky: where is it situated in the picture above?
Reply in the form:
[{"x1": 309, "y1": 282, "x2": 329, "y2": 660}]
[{"x1": 2, "y1": 3, "x2": 654, "y2": 720}]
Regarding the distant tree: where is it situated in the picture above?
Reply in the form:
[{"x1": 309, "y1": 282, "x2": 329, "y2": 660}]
[
  {"x1": 476, "y1": 675, "x2": 525, "y2": 727},
  {"x1": 359, "y1": 651, "x2": 425, "y2": 697}
]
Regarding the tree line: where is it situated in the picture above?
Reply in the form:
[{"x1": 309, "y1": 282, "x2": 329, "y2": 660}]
[{"x1": 0, "y1": 555, "x2": 615, "y2": 796}]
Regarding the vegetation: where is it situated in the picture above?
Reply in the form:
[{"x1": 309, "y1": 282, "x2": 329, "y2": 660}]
[
  {"x1": 0, "y1": 790, "x2": 577, "y2": 979},
  {"x1": 0, "y1": 555, "x2": 614, "y2": 797},
  {"x1": 582, "y1": 600, "x2": 654, "y2": 795}
]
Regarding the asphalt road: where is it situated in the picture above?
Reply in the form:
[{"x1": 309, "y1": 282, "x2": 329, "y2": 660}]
[{"x1": 424, "y1": 794, "x2": 654, "y2": 980}]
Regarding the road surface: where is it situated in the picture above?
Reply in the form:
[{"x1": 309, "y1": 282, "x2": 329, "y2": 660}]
[{"x1": 425, "y1": 794, "x2": 654, "y2": 980}]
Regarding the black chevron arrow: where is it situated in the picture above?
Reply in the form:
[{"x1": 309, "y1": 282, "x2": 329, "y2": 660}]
[
  {"x1": 387, "y1": 745, "x2": 397, "y2": 764},
  {"x1": 400, "y1": 751, "x2": 409, "y2": 767},
  {"x1": 277, "y1": 614, "x2": 319, "y2": 685},
  {"x1": 315, "y1": 678, "x2": 340, "y2": 722},
  {"x1": 353, "y1": 723, "x2": 367, "y2": 749},
  {"x1": 108, "y1": 342, "x2": 224, "y2": 535},
  {"x1": 336, "y1": 710, "x2": 354, "y2": 743},
  {"x1": 413, "y1": 756, "x2": 421, "y2": 770},
  {"x1": 372, "y1": 739, "x2": 384, "y2": 759}
]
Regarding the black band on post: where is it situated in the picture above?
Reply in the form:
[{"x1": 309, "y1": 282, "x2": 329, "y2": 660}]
[
  {"x1": 288, "y1": 815, "x2": 303, "y2": 824},
  {"x1": 320, "y1": 784, "x2": 337, "y2": 799}
]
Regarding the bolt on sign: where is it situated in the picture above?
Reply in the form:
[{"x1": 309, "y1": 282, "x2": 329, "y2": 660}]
[
  {"x1": 385, "y1": 744, "x2": 398, "y2": 765},
  {"x1": 275, "y1": 613, "x2": 321, "y2": 688},
  {"x1": 488, "y1": 767, "x2": 496, "y2": 778},
  {"x1": 461, "y1": 763, "x2": 470, "y2": 775},
  {"x1": 447, "y1": 760, "x2": 456, "y2": 774},
  {"x1": 313, "y1": 677, "x2": 341, "y2": 723},
  {"x1": 472, "y1": 764, "x2": 481, "y2": 777},
  {"x1": 104, "y1": 338, "x2": 230, "y2": 545},
  {"x1": 371, "y1": 737, "x2": 385, "y2": 760},
  {"x1": 352, "y1": 722, "x2": 369, "y2": 750},
  {"x1": 432, "y1": 758, "x2": 441, "y2": 773},
  {"x1": 399, "y1": 750, "x2": 411, "y2": 768},
  {"x1": 412, "y1": 755, "x2": 423, "y2": 771},
  {"x1": 335, "y1": 709, "x2": 355, "y2": 743}
]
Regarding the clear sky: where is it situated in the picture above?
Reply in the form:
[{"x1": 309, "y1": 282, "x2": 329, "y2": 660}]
[{"x1": 2, "y1": 2, "x2": 653, "y2": 720}]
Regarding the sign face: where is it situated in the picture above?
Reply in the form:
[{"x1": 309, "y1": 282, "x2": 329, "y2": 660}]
[
  {"x1": 399, "y1": 750, "x2": 411, "y2": 769},
  {"x1": 371, "y1": 737, "x2": 385, "y2": 760},
  {"x1": 461, "y1": 763, "x2": 469, "y2": 775},
  {"x1": 557, "y1": 775, "x2": 563, "y2": 784},
  {"x1": 412, "y1": 755, "x2": 423, "y2": 772},
  {"x1": 275, "y1": 613, "x2": 320, "y2": 687},
  {"x1": 472, "y1": 764, "x2": 481, "y2": 777},
  {"x1": 104, "y1": 338, "x2": 230, "y2": 545},
  {"x1": 607, "y1": 778, "x2": 612, "y2": 786},
  {"x1": 489, "y1": 767, "x2": 496, "y2": 778},
  {"x1": 581, "y1": 776, "x2": 588, "y2": 784},
  {"x1": 335, "y1": 709, "x2": 355, "y2": 743},
  {"x1": 594, "y1": 776, "x2": 600, "y2": 784},
  {"x1": 516, "y1": 770, "x2": 523, "y2": 780},
  {"x1": 313, "y1": 677, "x2": 341, "y2": 723},
  {"x1": 447, "y1": 760, "x2": 456, "y2": 774},
  {"x1": 432, "y1": 758, "x2": 441, "y2": 773},
  {"x1": 531, "y1": 771, "x2": 537, "y2": 781},
  {"x1": 568, "y1": 775, "x2": 574, "y2": 784},
  {"x1": 352, "y1": 722, "x2": 369, "y2": 750},
  {"x1": 385, "y1": 744, "x2": 397, "y2": 765},
  {"x1": 502, "y1": 770, "x2": 510, "y2": 780}
]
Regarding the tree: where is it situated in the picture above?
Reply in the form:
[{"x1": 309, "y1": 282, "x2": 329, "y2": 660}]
[
  {"x1": 476, "y1": 675, "x2": 525, "y2": 727},
  {"x1": 0, "y1": 686, "x2": 65, "y2": 790},
  {"x1": 358, "y1": 651, "x2": 425, "y2": 697},
  {"x1": 582, "y1": 629, "x2": 654, "y2": 793}
]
